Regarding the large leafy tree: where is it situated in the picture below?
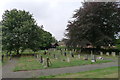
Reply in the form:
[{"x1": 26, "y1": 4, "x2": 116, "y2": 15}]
[
  {"x1": 2, "y1": 9, "x2": 54, "y2": 55},
  {"x1": 66, "y1": 2, "x2": 120, "y2": 47}
]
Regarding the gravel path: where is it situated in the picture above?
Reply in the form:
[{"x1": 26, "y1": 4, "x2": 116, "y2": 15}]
[{"x1": 2, "y1": 58, "x2": 118, "y2": 78}]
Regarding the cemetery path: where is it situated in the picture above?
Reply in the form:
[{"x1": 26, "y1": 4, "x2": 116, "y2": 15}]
[
  {"x1": 2, "y1": 58, "x2": 19, "y2": 78},
  {"x1": 2, "y1": 58, "x2": 118, "y2": 78}
]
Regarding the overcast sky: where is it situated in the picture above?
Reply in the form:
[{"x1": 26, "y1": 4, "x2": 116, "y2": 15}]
[{"x1": 0, "y1": 0, "x2": 83, "y2": 41}]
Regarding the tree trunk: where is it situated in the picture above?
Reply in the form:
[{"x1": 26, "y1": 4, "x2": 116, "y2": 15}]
[{"x1": 16, "y1": 49, "x2": 19, "y2": 55}]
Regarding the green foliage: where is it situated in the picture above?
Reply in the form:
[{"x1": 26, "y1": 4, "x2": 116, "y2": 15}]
[
  {"x1": 2, "y1": 9, "x2": 55, "y2": 54},
  {"x1": 66, "y1": 2, "x2": 120, "y2": 47}
]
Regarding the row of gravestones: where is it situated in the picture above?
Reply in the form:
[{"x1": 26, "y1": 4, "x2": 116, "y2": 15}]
[
  {"x1": 100, "y1": 51, "x2": 118, "y2": 56},
  {"x1": 37, "y1": 52, "x2": 101, "y2": 68}
]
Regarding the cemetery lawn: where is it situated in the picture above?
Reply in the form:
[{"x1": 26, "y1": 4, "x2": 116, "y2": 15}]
[
  {"x1": 39, "y1": 66, "x2": 118, "y2": 78},
  {"x1": 13, "y1": 56, "x2": 112, "y2": 72}
]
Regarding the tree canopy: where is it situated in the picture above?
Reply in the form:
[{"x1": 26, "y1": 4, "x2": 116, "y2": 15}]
[
  {"x1": 2, "y1": 9, "x2": 55, "y2": 55},
  {"x1": 66, "y1": 2, "x2": 120, "y2": 48}
]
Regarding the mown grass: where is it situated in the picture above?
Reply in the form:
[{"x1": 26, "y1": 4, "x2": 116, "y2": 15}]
[
  {"x1": 39, "y1": 66, "x2": 118, "y2": 78},
  {"x1": 13, "y1": 53, "x2": 112, "y2": 72}
]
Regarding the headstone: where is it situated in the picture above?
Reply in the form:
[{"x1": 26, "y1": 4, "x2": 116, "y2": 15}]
[
  {"x1": 46, "y1": 57, "x2": 51, "y2": 67},
  {"x1": 40, "y1": 56, "x2": 43, "y2": 63},
  {"x1": 84, "y1": 55, "x2": 88, "y2": 60},
  {"x1": 112, "y1": 52, "x2": 116, "y2": 57},
  {"x1": 53, "y1": 54, "x2": 56, "y2": 58},
  {"x1": 91, "y1": 50, "x2": 93, "y2": 54},
  {"x1": 91, "y1": 55, "x2": 96, "y2": 62},
  {"x1": 78, "y1": 54, "x2": 80, "y2": 59},
  {"x1": 106, "y1": 52, "x2": 109, "y2": 56},
  {"x1": 60, "y1": 49, "x2": 63, "y2": 55},
  {"x1": 67, "y1": 57, "x2": 70, "y2": 62},
  {"x1": 100, "y1": 52, "x2": 103, "y2": 55},
  {"x1": 42, "y1": 58, "x2": 45, "y2": 65},
  {"x1": 2, "y1": 54, "x2": 4, "y2": 62},
  {"x1": 64, "y1": 52, "x2": 67, "y2": 56}
]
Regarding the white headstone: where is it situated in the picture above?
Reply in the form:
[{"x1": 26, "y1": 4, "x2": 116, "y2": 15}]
[
  {"x1": 112, "y1": 52, "x2": 116, "y2": 57},
  {"x1": 106, "y1": 52, "x2": 109, "y2": 56},
  {"x1": 78, "y1": 54, "x2": 80, "y2": 59},
  {"x1": 67, "y1": 57, "x2": 70, "y2": 62},
  {"x1": 100, "y1": 52, "x2": 103, "y2": 55}
]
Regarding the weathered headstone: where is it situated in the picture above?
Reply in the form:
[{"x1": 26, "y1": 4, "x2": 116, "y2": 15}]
[
  {"x1": 46, "y1": 57, "x2": 51, "y2": 67},
  {"x1": 84, "y1": 55, "x2": 88, "y2": 60},
  {"x1": 100, "y1": 52, "x2": 103, "y2": 55},
  {"x1": 60, "y1": 49, "x2": 63, "y2": 55},
  {"x1": 106, "y1": 52, "x2": 109, "y2": 56},
  {"x1": 91, "y1": 50, "x2": 93, "y2": 54},
  {"x1": 71, "y1": 52, "x2": 74, "y2": 58},
  {"x1": 64, "y1": 52, "x2": 67, "y2": 56},
  {"x1": 67, "y1": 57, "x2": 70, "y2": 62},
  {"x1": 2, "y1": 54, "x2": 4, "y2": 62},
  {"x1": 40, "y1": 56, "x2": 43, "y2": 63},
  {"x1": 78, "y1": 54, "x2": 80, "y2": 59},
  {"x1": 53, "y1": 54, "x2": 56, "y2": 58},
  {"x1": 91, "y1": 55, "x2": 96, "y2": 62},
  {"x1": 42, "y1": 58, "x2": 45, "y2": 65},
  {"x1": 111, "y1": 52, "x2": 116, "y2": 57}
]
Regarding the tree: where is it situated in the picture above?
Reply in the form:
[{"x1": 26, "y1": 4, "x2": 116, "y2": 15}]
[
  {"x1": 66, "y1": 2, "x2": 120, "y2": 48},
  {"x1": 2, "y1": 9, "x2": 41, "y2": 55}
]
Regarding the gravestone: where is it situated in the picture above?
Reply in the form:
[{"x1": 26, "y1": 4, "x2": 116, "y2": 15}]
[
  {"x1": 60, "y1": 49, "x2": 63, "y2": 55},
  {"x1": 42, "y1": 58, "x2": 45, "y2": 65},
  {"x1": 91, "y1": 50, "x2": 93, "y2": 54},
  {"x1": 67, "y1": 57, "x2": 70, "y2": 62},
  {"x1": 100, "y1": 52, "x2": 103, "y2": 55},
  {"x1": 64, "y1": 52, "x2": 67, "y2": 56},
  {"x1": 71, "y1": 52, "x2": 74, "y2": 58},
  {"x1": 78, "y1": 54, "x2": 80, "y2": 59},
  {"x1": 106, "y1": 52, "x2": 109, "y2": 56},
  {"x1": 53, "y1": 54, "x2": 56, "y2": 58},
  {"x1": 91, "y1": 55, "x2": 96, "y2": 62},
  {"x1": 40, "y1": 56, "x2": 43, "y2": 63},
  {"x1": 111, "y1": 52, "x2": 116, "y2": 57},
  {"x1": 2, "y1": 54, "x2": 4, "y2": 62},
  {"x1": 46, "y1": 57, "x2": 51, "y2": 67},
  {"x1": 84, "y1": 55, "x2": 88, "y2": 60}
]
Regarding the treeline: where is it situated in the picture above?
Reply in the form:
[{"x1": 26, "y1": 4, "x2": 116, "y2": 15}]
[
  {"x1": 2, "y1": 9, "x2": 57, "y2": 55},
  {"x1": 65, "y1": 2, "x2": 120, "y2": 48}
]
